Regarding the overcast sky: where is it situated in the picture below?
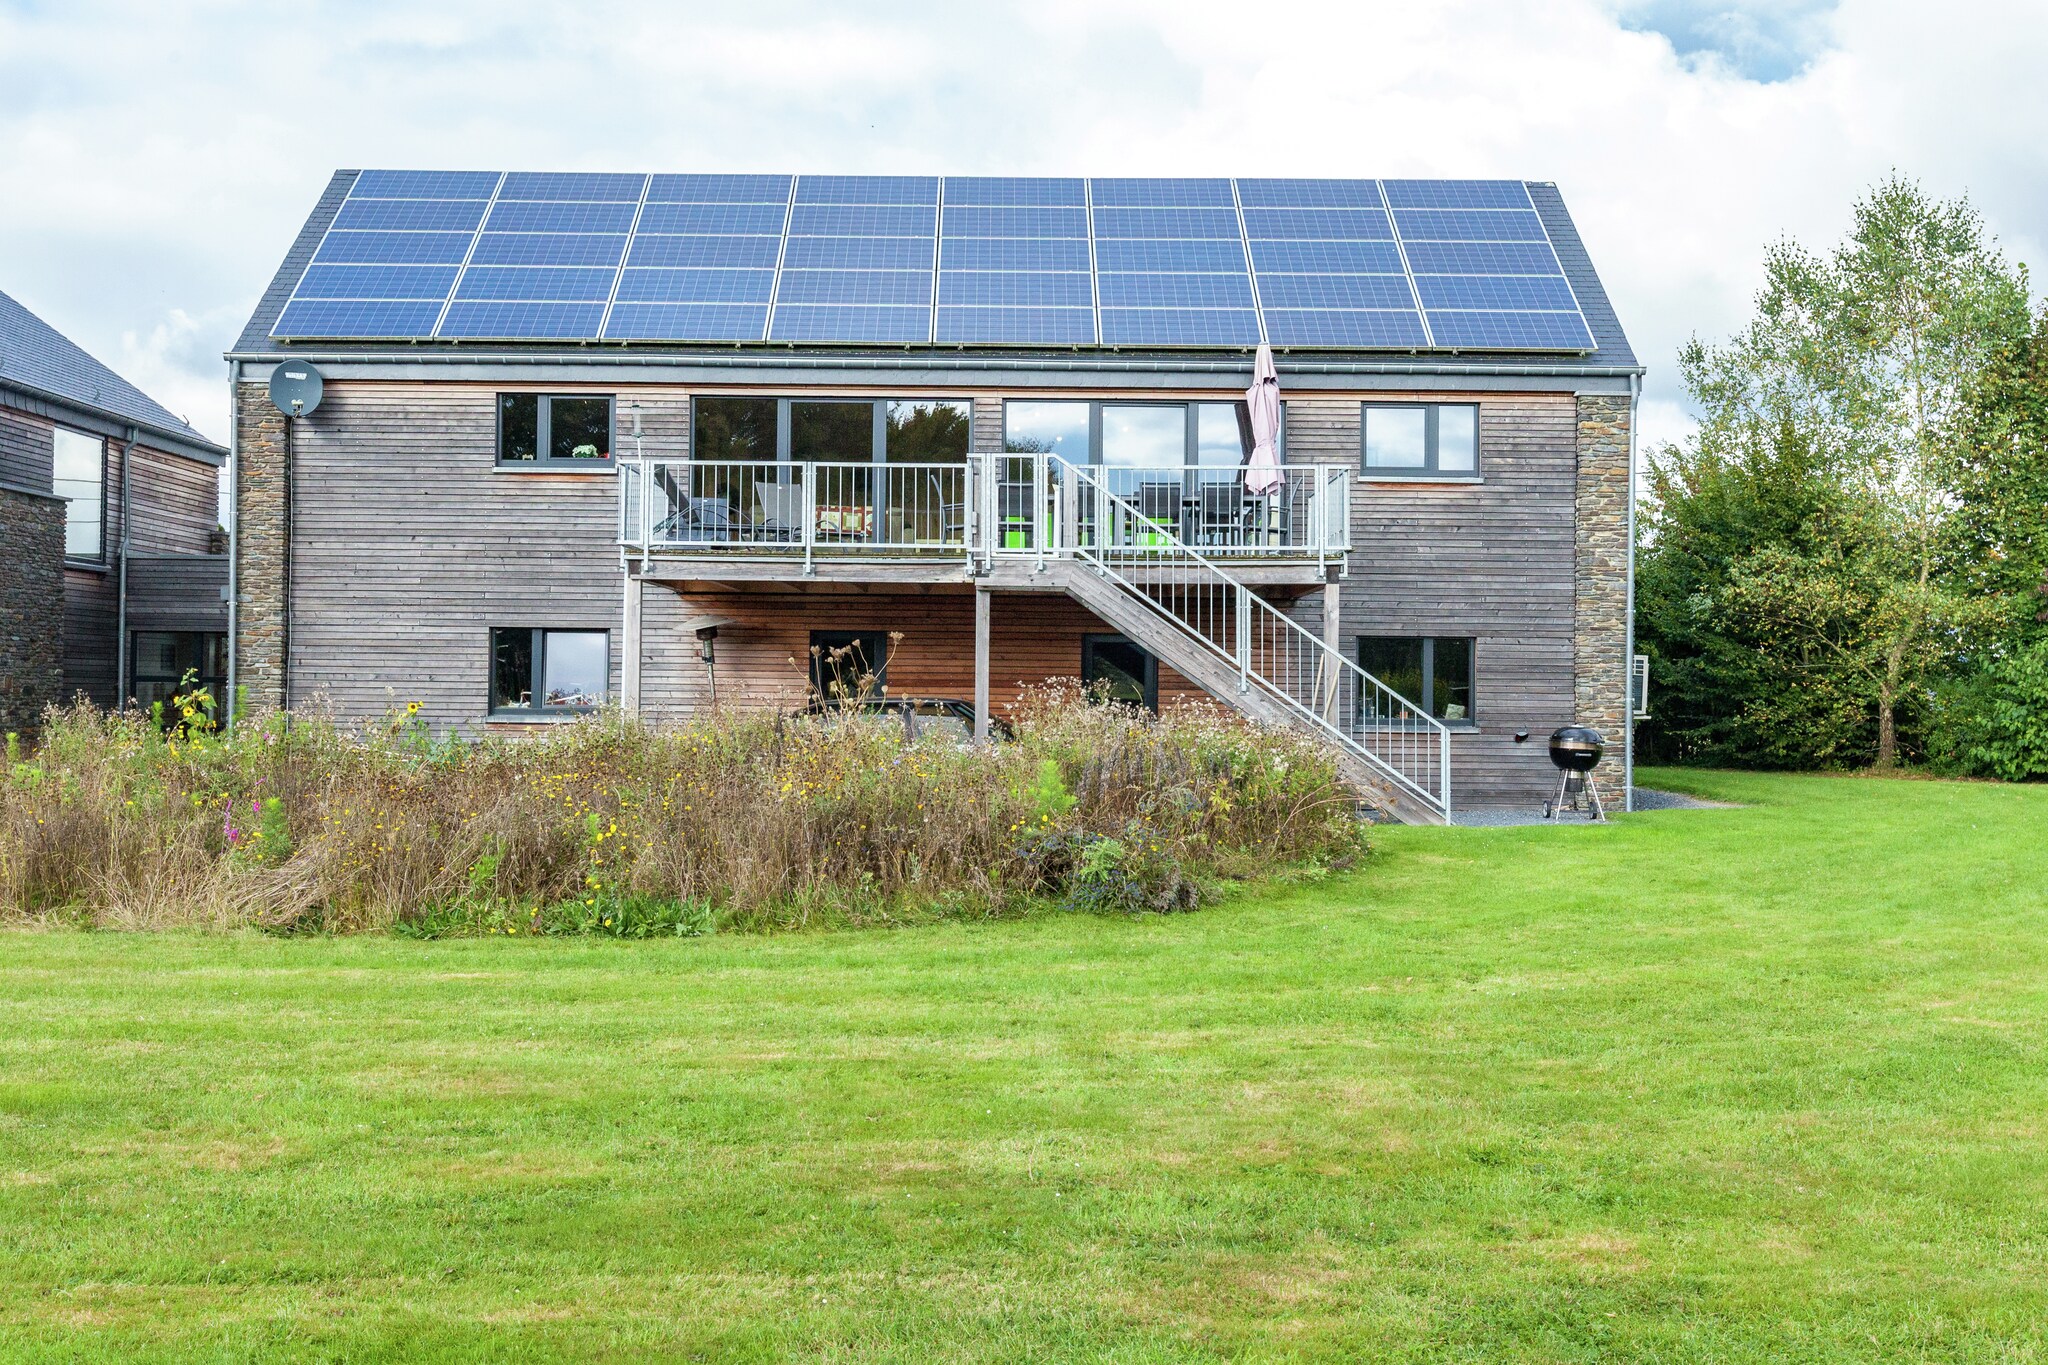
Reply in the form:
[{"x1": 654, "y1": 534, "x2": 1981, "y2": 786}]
[{"x1": 2, "y1": 0, "x2": 2043, "y2": 452}]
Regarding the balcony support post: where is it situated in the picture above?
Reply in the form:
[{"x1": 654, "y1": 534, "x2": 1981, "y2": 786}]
[
  {"x1": 1321, "y1": 569, "x2": 1341, "y2": 723},
  {"x1": 622, "y1": 572, "x2": 642, "y2": 718},
  {"x1": 974, "y1": 585, "x2": 992, "y2": 744}
]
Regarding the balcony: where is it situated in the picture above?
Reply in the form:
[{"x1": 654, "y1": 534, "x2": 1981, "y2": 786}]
[{"x1": 619, "y1": 454, "x2": 1350, "y2": 587}]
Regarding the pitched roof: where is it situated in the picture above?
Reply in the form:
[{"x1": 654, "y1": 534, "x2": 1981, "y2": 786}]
[
  {"x1": 0, "y1": 288, "x2": 225, "y2": 454},
  {"x1": 236, "y1": 172, "x2": 1636, "y2": 371}
]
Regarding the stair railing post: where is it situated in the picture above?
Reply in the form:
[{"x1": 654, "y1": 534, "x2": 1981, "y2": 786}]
[
  {"x1": 1234, "y1": 584, "x2": 1251, "y2": 694},
  {"x1": 963, "y1": 455, "x2": 977, "y2": 573}
]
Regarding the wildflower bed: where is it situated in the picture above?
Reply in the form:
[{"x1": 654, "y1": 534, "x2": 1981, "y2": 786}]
[{"x1": 0, "y1": 690, "x2": 1362, "y2": 933}]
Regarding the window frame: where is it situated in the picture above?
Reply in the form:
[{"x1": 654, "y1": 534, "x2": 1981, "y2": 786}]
[
  {"x1": 1002, "y1": 398, "x2": 1284, "y2": 472},
  {"x1": 495, "y1": 393, "x2": 617, "y2": 470},
  {"x1": 1081, "y1": 632, "x2": 1159, "y2": 712},
  {"x1": 688, "y1": 396, "x2": 975, "y2": 469},
  {"x1": 52, "y1": 425, "x2": 107, "y2": 565},
  {"x1": 1357, "y1": 634, "x2": 1478, "y2": 726},
  {"x1": 809, "y1": 629, "x2": 890, "y2": 703},
  {"x1": 488, "y1": 627, "x2": 611, "y2": 716},
  {"x1": 128, "y1": 630, "x2": 227, "y2": 720},
  {"x1": 1360, "y1": 402, "x2": 1481, "y2": 479}
]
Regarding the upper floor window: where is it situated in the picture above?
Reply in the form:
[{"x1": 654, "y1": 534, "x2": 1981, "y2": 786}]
[
  {"x1": 690, "y1": 396, "x2": 971, "y2": 465},
  {"x1": 498, "y1": 394, "x2": 613, "y2": 467},
  {"x1": 1003, "y1": 399, "x2": 1280, "y2": 474},
  {"x1": 52, "y1": 427, "x2": 105, "y2": 562},
  {"x1": 1362, "y1": 403, "x2": 1478, "y2": 477}
]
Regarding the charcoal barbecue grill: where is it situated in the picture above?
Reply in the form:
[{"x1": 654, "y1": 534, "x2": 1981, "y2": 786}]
[{"x1": 1544, "y1": 725, "x2": 1607, "y2": 822}]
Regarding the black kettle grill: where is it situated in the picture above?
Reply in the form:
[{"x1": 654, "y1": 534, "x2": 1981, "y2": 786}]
[{"x1": 1544, "y1": 725, "x2": 1607, "y2": 821}]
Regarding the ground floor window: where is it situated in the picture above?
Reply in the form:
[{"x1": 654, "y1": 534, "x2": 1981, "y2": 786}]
[
  {"x1": 809, "y1": 630, "x2": 888, "y2": 703},
  {"x1": 129, "y1": 632, "x2": 226, "y2": 721},
  {"x1": 1358, "y1": 636, "x2": 1474, "y2": 723},
  {"x1": 1082, "y1": 633, "x2": 1157, "y2": 711},
  {"x1": 490, "y1": 629, "x2": 608, "y2": 714}
]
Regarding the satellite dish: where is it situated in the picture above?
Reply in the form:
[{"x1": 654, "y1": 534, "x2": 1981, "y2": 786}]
[{"x1": 268, "y1": 362, "x2": 325, "y2": 418}]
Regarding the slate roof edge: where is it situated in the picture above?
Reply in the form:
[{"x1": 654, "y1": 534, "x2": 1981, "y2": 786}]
[
  {"x1": 1523, "y1": 181, "x2": 1636, "y2": 370},
  {"x1": 0, "y1": 376, "x2": 226, "y2": 464},
  {"x1": 231, "y1": 168, "x2": 358, "y2": 354}
]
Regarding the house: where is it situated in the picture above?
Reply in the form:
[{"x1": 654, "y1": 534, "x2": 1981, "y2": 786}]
[
  {"x1": 226, "y1": 172, "x2": 1641, "y2": 821},
  {"x1": 1, "y1": 288, "x2": 228, "y2": 733}
]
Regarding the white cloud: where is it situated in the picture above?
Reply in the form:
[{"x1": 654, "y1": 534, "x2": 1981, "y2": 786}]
[{"x1": 0, "y1": 0, "x2": 2042, "y2": 451}]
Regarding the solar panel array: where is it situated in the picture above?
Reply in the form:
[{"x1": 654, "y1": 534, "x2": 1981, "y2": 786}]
[{"x1": 273, "y1": 173, "x2": 1598, "y2": 352}]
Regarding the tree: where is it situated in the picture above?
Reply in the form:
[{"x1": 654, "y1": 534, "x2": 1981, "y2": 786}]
[{"x1": 1639, "y1": 175, "x2": 2031, "y2": 767}]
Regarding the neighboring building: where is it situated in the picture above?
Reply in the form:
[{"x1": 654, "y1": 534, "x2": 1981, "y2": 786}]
[
  {"x1": 1, "y1": 289, "x2": 228, "y2": 733},
  {"x1": 227, "y1": 171, "x2": 1641, "y2": 820}
]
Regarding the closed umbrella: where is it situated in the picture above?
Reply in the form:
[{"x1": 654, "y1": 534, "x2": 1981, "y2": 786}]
[{"x1": 1244, "y1": 343, "x2": 1282, "y2": 496}]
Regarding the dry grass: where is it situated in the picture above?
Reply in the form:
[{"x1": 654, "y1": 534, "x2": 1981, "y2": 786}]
[{"x1": 0, "y1": 687, "x2": 1362, "y2": 934}]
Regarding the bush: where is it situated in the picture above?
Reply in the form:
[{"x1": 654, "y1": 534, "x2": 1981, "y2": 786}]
[{"x1": 0, "y1": 690, "x2": 1365, "y2": 934}]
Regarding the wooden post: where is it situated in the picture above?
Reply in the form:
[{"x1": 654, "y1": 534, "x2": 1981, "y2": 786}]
[
  {"x1": 1321, "y1": 571, "x2": 1340, "y2": 721},
  {"x1": 622, "y1": 573, "x2": 642, "y2": 717},
  {"x1": 974, "y1": 586, "x2": 991, "y2": 743}
]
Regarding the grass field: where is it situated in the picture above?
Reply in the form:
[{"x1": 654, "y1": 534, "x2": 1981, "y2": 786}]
[{"x1": 2, "y1": 768, "x2": 2045, "y2": 1362}]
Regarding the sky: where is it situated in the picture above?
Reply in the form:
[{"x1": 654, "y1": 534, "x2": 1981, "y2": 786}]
[{"x1": 1, "y1": 0, "x2": 2044, "y2": 454}]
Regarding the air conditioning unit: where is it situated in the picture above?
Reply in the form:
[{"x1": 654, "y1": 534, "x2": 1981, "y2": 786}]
[{"x1": 1630, "y1": 654, "x2": 1651, "y2": 721}]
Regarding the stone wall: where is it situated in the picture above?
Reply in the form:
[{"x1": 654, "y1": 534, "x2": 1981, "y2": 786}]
[
  {"x1": 0, "y1": 486, "x2": 65, "y2": 735},
  {"x1": 1574, "y1": 394, "x2": 1632, "y2": 806},
  {"x1": 233, "y1": 382, "x2": 289, "y2": 714}
]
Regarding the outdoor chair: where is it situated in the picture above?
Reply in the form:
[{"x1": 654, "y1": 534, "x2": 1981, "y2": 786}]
[
  {"x1": 928, "y1": 470, "x2": 967, "y2": 545},
  {"x1": 1198, "y1": 481, "x2": 1249, "y2": 548},
  {"x1": 752, "y1": 481, "x2": 802, "y2": 543}
]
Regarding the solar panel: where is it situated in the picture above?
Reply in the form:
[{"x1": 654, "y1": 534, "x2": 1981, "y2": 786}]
[
  {"x1": 775, "y1": 270, "x2": 931, "y2": 306},
  {"x1": 614, "y1": 269, "x2": 776, "y2": 304},
  {"x1": 486, "y1": 200, "x2": 639, "y2": 233},
  {"x1": 938, "y1": 272, "x2": 1092, "y2": 308},
  {"x1": 629, "y1": 235, "x2": 782, "y2": 270},
  {"x1": 769, "y1": 304, "x2": 932, "y2": 342},
  {"x1": 943, "y1": 177, "x2": 1086, "y2": 206},
  {"x1": 270, "y1": 170, "x2": 1600, "y2": 351},
  {"x1": 440, "y1": 301, "x2": 607, "y2": 338},
  {"x1": 498, "y1": 172, "x2": 643, "y2": 202},
  {"x1": 605, "y1": 303, "x2": 767, "y2": 341},
  {"x1": 333, "y1": 199, "x2": 487, "y2": 232},
  {"x1": 468, "y1": 234, "x2": 627, "y2": 267},
  {"x1": 1100, "y1": 308, "x2": 1260, "y2": 346},
  {"x1": 937, "y1": 307, "x2": 1095, "y2": 344},
  {"x1": 1098, "y1": 273, "x2": 1254, "y2": 309}
]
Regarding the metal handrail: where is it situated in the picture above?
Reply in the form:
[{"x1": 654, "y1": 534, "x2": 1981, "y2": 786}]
[{"x1": 1046, "y1": 456, "x2": 1449, "y2": 819}]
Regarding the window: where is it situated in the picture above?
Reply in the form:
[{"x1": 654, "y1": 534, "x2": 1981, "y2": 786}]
[
  {"x1": 1362, "y1": 403, "x2": 1479, "y2": 476},
  {"x1": 1004, "y1": 400, "x2": 1276, "y2": 472},
  {"x1": 810, "y1": 630, "x2": 888, "y2": 702},
  {"x1": 689, "y1": 397, "x2": 970, "y2": 465},
  {"x1": 129, "y1": 631, "x2": 226, "y2": 720},
  {"x1": 490, "y1": 629, "x2": 608, "y2": 713},
  {"x1": 497, "y1": 395, "x2": 614, "y2": 467},
  {"x1": 52, "y1": 427, "x2": 105, "y2": 561},
  {"x1": 1082, "y1": 634, "x2": 1158, "y2": 711},
  {"x1": 1358, "y1": 636, "x2": 1475, "y2": 723}
]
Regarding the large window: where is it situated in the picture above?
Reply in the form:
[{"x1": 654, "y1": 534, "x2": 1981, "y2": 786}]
[
  {"x1": 490, "y1": 629, "x2": 609, "y2": 713},
  {"x1": 1358, "y1": 636, "x2": 1475, "y2": 723},
  {"x1": 52, "y1": 427, "x2": 105, "y2": 562},
  {"x1": 130, "y1": 631, "x2": 226, "y2": 719},
  {"x1": 1362, "y1": 403, "x2": 1479, "y2": 476},
  {"x1": 1002, "y1": 400, "x2": 1273, "y2": 474},
  {"x1": 497, "y1": 394, "x2": 614, "y2": 467},
  {"x1": 690, "y1": 397, "x2": 971, "y2": 464}
]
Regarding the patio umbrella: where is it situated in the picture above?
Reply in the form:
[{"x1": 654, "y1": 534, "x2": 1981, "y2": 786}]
[{"x1": 1244, "y1": 343, "x2": 1283, "y2": 496}]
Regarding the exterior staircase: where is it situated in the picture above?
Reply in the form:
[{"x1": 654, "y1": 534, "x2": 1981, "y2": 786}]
[{"x1": 988, "y1": 458, "x2": 1453, "y2": 825}]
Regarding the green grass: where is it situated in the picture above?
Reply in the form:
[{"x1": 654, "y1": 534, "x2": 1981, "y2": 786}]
[{"x1": 2, "y1": 769, "x2": 2045, "y2": 1362}]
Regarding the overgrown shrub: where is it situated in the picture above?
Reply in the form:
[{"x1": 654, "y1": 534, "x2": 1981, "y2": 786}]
[{"x1": 0, "y1": 688, "x2": 1365, "y2": 935}]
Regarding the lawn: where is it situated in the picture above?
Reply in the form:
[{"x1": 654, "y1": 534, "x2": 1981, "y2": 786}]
[{"x1": 2, "y1": 768, "x2": 2045, "y2": 1362}]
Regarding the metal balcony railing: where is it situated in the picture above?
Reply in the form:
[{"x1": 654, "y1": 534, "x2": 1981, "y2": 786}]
[{"x1": 619, "y1": 454, "x2": 1351, "y2": 569}]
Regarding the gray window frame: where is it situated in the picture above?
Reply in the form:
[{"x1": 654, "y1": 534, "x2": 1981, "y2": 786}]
[
  {"x1": 688, "y1": 396, "x2": 975, "y2": 470},
  {"x1": 489, "y1": 627, "x2": 610, "y2": 716},
  {"x1": 495, "y1": 393, "x2": 617, "y2": 470},
  {"x1": 52, "y1": 424, "x2": 107, "y2": 566},
  {"x1": 1360, "y1": 402, "x2": 1481, "y2": 478},
  {"x1": 1002, "y1": 398, "x2": 1284, "y2": 471},
  {"x1": 1081, "y1": 632, "x2": 1159, "y2": 711},
  {"x1": 1358, "y1": 634, "x2": 1478, "y2": 726}
]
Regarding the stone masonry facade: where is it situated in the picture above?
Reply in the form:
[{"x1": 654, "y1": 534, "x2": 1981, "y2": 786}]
[
  {"x1": 0, "y1": 486, "x2": 64, "y2": 736},
  {"x1": 1574, "y1": 394, "x2": 1632, "y2": 806},
  {"x1": 233, "y1": 382, "x2": 289, "y2": 714}
]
